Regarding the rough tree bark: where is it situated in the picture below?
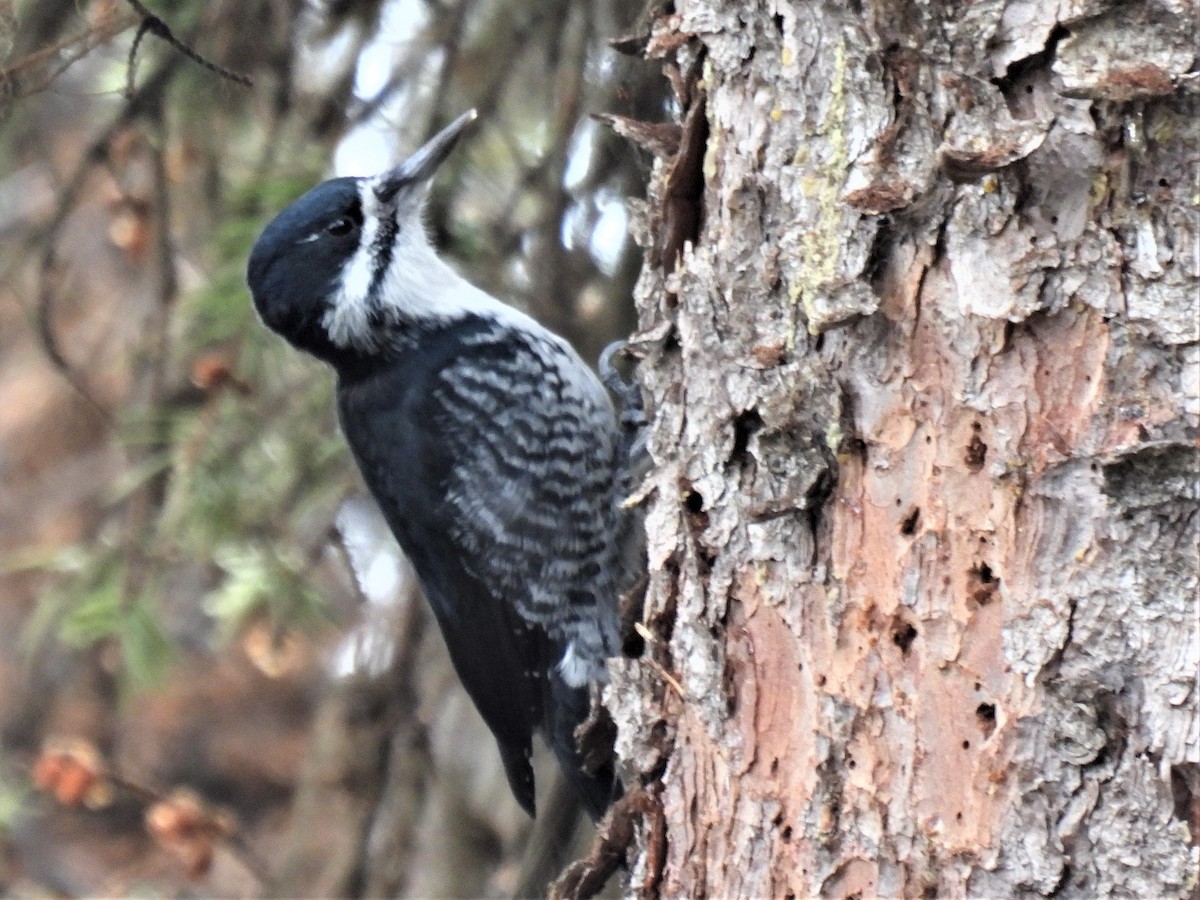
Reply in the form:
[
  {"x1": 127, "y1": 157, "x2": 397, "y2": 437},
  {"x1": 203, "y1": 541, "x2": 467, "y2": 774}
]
[{"x1": 608, "y1": 0, "x2": 1198, "y2": 897}]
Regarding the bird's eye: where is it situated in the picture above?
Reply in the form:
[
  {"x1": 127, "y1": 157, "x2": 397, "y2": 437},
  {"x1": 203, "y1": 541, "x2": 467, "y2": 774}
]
[{"x1": 326, "y1": 216, "x2": 356, "y2": 237}]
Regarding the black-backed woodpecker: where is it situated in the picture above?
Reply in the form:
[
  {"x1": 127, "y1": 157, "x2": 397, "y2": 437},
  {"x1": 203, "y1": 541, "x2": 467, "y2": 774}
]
[{"x1": 247, "y1": 111, "x2": 624, "y2": 820}]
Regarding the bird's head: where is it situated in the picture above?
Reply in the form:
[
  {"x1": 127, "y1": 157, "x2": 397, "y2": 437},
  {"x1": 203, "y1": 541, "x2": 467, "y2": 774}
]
[{"x1": 247, "y1": 110, "x2": 478, "y2": 365}]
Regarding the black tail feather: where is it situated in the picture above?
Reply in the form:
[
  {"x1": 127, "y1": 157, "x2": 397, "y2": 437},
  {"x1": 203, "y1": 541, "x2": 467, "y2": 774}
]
[
  {"x1": 545, "y1": 670, "x2": 619, "y2": 821},
  {"x1": 498, "y1": 739, "x2": 538, "y2": 817}
]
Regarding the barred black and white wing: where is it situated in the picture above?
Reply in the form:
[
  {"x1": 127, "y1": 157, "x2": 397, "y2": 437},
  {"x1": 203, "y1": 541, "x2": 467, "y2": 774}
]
[
  {"x1": 336, "y1": 316, "x2": 621, "y2": 818},
  {"x1": 431, "y1": 325, "x2": 624, "y2": 685},
  {"x1": 252, "y1": 111, "x2": 626, "y2": 821}
]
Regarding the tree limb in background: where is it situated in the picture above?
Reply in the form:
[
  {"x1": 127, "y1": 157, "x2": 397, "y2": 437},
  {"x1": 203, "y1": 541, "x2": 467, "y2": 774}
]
[
  {"x1": 123, "y1": 0, "x2": 252, "y2": 96},
  {"x1": 26, "y1": 57, "x2": 182, "y2": 418}
]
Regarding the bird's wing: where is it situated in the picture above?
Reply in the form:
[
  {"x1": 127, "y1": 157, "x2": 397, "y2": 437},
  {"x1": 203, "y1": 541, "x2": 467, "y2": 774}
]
[
  {"x1": 429, "y1": 332, "x2": 622, "y2": 670},
  {"x1": 336, "y1": 325, "x2": 620, "y2": 814},
  {"x1": 338, "y1": 344, "x2": 552, "y2": 815}
]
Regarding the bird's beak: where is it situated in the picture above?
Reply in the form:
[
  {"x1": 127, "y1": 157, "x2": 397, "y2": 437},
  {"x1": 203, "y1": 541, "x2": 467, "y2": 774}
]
[{"x1": 373, "y1": 109, "x2": 478, "y2": 207}]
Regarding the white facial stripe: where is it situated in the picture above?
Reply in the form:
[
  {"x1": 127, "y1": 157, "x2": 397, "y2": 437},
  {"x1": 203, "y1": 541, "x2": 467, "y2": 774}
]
[
  {"x1": 323, "y1": 181, "x2": 381, "y2": 350},
  {"x1": 321, "y1": 175, "x2": 554, "y2": 352}
]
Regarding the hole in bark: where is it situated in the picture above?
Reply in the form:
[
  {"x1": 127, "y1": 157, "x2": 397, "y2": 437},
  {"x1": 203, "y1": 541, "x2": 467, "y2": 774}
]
[
  {"x1": 848, "y1": 757, "x2": 857, "y2": 769},
  {"x1": 772, "y1": 13, "x2": 785, "y2": 33},
  {"x1": 992, "y1": 24, "x2": 1066, "y2": 114},
  {"x1": 968, "y1": 562, "x2": 999, "y2": 605},
  {"x1": 731, "y1": 409, "x2": 763, "y2": 462},
  {"x1": 771, "y1": 758, "x2": 779, "y2": 774},
  {"x1": 965, "y1": 433, "x2": 987, "y2": 471},
  {"x1": 662, "y1": 328, "x2": 680, "y2": 354},
  {"x1": 621, "y1": 627, "x2": 645, "y2": 659},
  {"x1": 976, "y1": 703, "x2": 997, "y2": 738},
  {"x1": 1055, "y1": 864, "x2": 1073, "y2": 894},
  {"x1": 781, "y1": 826, "x2": 793, "y2": 842},
  {"x1": 1158, "y1": 177, "x2": 1169, "y2": 188},
  {"x1": 892, "y1": 620, "x2": 918, "y2": 654},
  {"x1": 962, "y1": 739, "x2": 971, "y2": 750},
  {"x1": 1001, "y1": 320, "x2": 1015, "y2": 351},
  {"x1": 814, "y1": 332, "x2": 825, "y2": 352},
  {"x1": 900, "y1": 507, "x2": 920, "y2": 535},
  {"x1": 956, "y1": 812, "x2": 963, "y2": 822},
  {"x1": 722, "y1": 658, "x2": 738, "y2": 716},
  {"x1": 974, "y1": 682, "x2": 981, "y2": 691},
  {"x1": 1050, "y1": 215, "x2": 1059, "y2": 224},
  {"x1": 1170, "y1": 762, "x2": 1199, "y2": 846},
  {"x1": 817, "y1": 675, "x2": 827, "y2": 687},
  {"x1": 847, "y1": 435, "x2": 868, "y2": 462},
  {"x1": 865, "y1": 217, "x2": 896, "y2": 293},
  {"x1": 681, "y1": 481, "x2": 711, "y2": 548}
]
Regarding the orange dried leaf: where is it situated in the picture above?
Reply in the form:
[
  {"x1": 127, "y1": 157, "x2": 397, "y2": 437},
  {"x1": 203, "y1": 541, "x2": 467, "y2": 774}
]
[
  {"x1": 53, "y1": 762, "x2": 98, "y2": 807},
  {"x1": 146, "y1": 789, "x2": 232, "y2": 880},
  {"x1": 191, "y1": 354, "x2": 252, "y2": 395},
  {"x1": 32, "y1": 739, "x2": 106, "y2": 808}
]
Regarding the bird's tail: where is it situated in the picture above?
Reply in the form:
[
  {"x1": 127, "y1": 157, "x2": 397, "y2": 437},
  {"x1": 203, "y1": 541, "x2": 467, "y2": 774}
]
[{"x1": 545, "y1": 670, "x2": 619, "y2": 822}]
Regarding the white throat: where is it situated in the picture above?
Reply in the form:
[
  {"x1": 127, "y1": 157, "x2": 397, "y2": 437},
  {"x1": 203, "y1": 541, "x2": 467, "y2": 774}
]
[{"x1": 322, "y1": 180, "x2": 536, "y2": 351}]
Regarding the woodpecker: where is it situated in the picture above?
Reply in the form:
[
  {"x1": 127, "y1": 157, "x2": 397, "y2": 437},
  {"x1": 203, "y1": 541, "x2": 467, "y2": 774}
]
[{"x1": 247, "y1": 111, "x2": 624, "y2": 820}]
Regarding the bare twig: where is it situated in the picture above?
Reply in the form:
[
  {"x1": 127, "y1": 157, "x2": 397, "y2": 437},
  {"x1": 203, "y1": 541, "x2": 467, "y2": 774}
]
[
  {"x1": 119, "y1": 99, "x2": 180, "y2": 602},
  {"x1": 0, "y1": 10, "x2": 137, "y2": 121},
  {"x1": 123, "y1": 0, "x2": 252, "y2": 96},
  {"x1": 22, "y1": 747, "x2": 271, "y2": 885},
  {"x1": 25, "y1": 56, "x2": 182, "y2": 418},
  {"x1": 35, "y1": 251, "x2": 111, "y2": 420}
]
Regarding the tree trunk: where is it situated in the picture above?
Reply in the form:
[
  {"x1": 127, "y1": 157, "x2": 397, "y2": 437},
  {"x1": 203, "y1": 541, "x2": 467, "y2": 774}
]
[{"x1": 609, "y1": 1, "x2": 1198, "y2": 896}]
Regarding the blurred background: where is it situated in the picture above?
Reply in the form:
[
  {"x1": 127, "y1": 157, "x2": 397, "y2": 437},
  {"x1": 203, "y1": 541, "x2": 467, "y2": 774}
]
[{"x1": 0, "y1": 0, "x2": 659, "y2": 894}]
